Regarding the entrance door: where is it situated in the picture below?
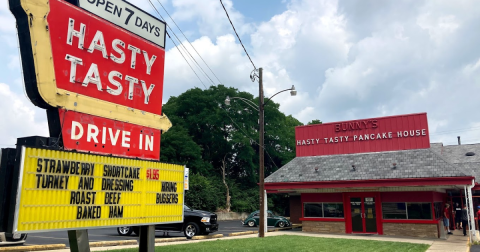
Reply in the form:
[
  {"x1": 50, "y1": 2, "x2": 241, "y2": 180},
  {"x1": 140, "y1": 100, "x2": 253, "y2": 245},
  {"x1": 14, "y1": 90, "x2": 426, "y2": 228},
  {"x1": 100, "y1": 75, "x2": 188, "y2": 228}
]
[{"x1": 350, "y1": 197, "x2": 377, "y2": 233}]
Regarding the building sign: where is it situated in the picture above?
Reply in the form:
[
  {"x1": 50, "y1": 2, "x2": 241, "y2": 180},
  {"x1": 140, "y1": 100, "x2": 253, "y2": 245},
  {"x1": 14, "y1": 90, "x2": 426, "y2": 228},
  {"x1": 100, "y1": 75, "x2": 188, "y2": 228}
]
[
  {"x1": 9, "y1": 0, "x2": 171, "y2": 131},
  {"x1": 59, "y1": 109, "x2": 161, "y2": 160},
  {"x1": 184, "y1": 168, "x2": 189, "y2": 190},
  {"x1": 296, "y1": 113, "x2": 430, "y2": 157},
  {"x1": 78, "y1": 0, "x2": 166, "y2": 48},
  {"x1": 12, "y1": 146, "x2": 184, "y2": 232}
]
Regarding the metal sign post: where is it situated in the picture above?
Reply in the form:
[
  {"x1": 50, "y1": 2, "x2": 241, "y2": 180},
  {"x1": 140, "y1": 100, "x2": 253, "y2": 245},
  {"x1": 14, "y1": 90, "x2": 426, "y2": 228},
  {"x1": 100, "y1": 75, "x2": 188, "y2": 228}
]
[
  {"x1": 139, "y1": 225, "x2": 155, "y2": 252},
  {"x1": 264, "y1": 190, "x2": 267, "y2": 235},
  {"x1": 68, "y1": 230, "x2": 90, "y2": 252}
]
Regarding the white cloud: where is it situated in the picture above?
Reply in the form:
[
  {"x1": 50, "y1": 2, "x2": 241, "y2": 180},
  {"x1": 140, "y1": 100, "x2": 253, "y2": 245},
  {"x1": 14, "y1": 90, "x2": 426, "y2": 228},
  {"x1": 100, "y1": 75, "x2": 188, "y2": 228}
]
[
  {"x1": 170, "y1": 0, "x2": 252, "y2": 39},
  {"x1": 1, "y1": 0, "x2": 480, "y2": 147},
  {"x1": 0, "y1": 83, "x2": 48, "y2": 147},
  {"x1": 163, "y1": 34, "x2": 253, "y2": 100},
  {"x1": 161, "y1": 0, "x2": 480, "y2": 148}
]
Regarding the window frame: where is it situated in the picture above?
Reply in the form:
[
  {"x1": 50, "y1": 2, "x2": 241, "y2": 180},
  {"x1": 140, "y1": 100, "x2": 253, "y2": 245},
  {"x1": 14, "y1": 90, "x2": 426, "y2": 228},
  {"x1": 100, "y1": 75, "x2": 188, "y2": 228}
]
[
  {"x1": 382, "y1": 202, "x2": 433, "y2": 220},
  {"x1": 303, "y1": 202, "x2": 344, "y2": 218}
]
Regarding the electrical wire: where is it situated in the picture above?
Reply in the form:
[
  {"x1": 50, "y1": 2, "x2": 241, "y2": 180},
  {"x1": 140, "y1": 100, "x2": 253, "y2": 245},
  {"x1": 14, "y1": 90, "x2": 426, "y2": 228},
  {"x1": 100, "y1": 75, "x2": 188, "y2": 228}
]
[
  {"x1": 430, "y1": 126, "x2": 480, "y2": 136},
  {"x1": 147, "y1": 0, "x2": 215, "y2": 86},
  {"x1": 145, "y1": 0, "x2": 207, "y2": 88},
  {"x1": 219, "y1": 0, "x2": 256, "y2": 70},
  {"x1": 167, "y1": 31, "x2": 207, "y2": 89},
  {"x1": 156, "y1": 0, "x2": 223, "y2": 85},
  {"x1": 145, "y1": 0, "x2": 280, "y2": 170},
  {"x1": 223, "y1": 103, "x2": 280, "y2": 170}
]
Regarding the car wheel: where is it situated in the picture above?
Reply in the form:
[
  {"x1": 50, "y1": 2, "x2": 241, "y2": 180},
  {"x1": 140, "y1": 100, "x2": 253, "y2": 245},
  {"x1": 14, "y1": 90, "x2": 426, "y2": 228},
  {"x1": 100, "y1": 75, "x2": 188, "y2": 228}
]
[
  {"x1": 247, "y1": 220, "x2": 256, "y2": 227},
  {"x1": 117, "y1": 227, "x2": 133, "y2": 236},
  {"x1": 184, "y1": 222, "x2": 200, "y2": 239},
  {"x1": 278, "y1": 221, "x2": 285, "y2": 228}
]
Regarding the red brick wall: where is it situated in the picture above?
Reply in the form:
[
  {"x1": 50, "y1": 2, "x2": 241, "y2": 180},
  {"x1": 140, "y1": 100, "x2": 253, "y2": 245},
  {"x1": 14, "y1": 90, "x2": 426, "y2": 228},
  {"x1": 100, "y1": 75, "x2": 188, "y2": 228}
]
[{"x1": 290, "y1": 195, "x2": 301, "y2": 224}]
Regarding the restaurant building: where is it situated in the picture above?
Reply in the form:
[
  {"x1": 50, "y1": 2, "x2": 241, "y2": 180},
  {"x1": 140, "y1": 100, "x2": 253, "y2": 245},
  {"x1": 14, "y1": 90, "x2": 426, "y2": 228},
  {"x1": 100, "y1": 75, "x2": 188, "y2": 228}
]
[{"x1": 265, "y1": 113, "x2": 480, "y2": 239}]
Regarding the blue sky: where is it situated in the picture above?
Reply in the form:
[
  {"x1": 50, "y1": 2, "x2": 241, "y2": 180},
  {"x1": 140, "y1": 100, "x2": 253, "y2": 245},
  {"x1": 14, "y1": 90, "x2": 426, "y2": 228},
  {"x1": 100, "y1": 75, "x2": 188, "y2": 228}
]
[{"x1": 0, "y1": 0, "x2": 480, "y2": 147}]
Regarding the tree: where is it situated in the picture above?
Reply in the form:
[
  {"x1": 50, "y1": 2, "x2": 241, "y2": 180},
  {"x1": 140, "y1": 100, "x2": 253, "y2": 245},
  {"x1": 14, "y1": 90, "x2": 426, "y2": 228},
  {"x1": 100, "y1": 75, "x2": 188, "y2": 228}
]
[
  {"x1": 160, "y1": 85, "x2": 303, "y2": 212},
  {"x1": 220, "y1": 155, "x2": 230, "y2": 212},
  {"x1": 307, "y1": 119, "x2": 322, "y2": 125}
]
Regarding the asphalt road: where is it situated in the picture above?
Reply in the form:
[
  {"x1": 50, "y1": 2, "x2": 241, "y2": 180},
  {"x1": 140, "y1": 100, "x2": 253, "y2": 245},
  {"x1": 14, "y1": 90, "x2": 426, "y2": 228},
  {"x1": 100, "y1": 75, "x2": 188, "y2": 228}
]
[{"x1": 23, "y1": 220, "x2": 276, "y2": 247}]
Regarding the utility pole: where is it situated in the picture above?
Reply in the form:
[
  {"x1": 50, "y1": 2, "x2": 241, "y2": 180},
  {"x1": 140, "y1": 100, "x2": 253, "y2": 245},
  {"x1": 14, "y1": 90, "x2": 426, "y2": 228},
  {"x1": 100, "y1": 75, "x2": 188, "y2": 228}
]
[{"x1": 258, "y1": 67, "x2": 265, "y2": 238}]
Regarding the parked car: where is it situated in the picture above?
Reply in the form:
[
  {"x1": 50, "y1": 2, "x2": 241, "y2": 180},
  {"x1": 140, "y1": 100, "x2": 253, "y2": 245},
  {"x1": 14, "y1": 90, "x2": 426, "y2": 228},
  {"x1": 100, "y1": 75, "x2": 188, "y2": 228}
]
[
  {"x1": 117, "y1": 205, "x2": 218, "y2": 239},
  {"x1": 0, "y1": 232, "x2": 27, "y2": 246},
  {"x1": 242, "y1": 210, "x2": 290, "y2": 228}
]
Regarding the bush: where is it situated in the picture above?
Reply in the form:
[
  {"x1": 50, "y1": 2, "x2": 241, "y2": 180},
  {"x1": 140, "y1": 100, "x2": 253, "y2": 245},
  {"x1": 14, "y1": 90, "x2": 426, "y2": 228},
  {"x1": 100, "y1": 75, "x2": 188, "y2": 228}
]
[{"x1": 185, "y1": 174, "x2": 224, "y2": 212}]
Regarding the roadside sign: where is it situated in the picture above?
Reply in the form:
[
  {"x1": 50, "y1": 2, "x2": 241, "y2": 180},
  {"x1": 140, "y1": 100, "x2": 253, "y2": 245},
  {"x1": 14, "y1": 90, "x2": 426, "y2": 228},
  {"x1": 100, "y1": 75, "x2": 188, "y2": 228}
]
[
  {"x1": 77, "y1": 0, "x2": 166, "y2": 48},
  {"x1": 11, "y1": 146, "x2": 184, "y2": 232},
  {"x1": 59, "y1": 109, "x2": 161, "y2": 160},
  {"x1": 9, "y1": 0, "x2": 171, "y2": 131}
]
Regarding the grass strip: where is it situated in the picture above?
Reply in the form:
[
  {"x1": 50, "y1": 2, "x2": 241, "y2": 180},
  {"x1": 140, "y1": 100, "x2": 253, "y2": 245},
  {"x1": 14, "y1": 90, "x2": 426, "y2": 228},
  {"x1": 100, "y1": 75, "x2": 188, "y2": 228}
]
[{"x1": 102, "y1": 235, "x2": 430, "y2": 252}]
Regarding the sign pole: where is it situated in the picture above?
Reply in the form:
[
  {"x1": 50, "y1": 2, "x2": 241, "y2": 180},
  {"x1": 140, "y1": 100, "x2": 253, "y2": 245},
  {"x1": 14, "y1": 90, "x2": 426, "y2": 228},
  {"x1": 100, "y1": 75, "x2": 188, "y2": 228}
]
[
  {"x1": 139, "y1": 225, "x2": 155, "y2": 252},
  {"x1": 68, "y1": 230, "x2": 90, "y2": 252}
]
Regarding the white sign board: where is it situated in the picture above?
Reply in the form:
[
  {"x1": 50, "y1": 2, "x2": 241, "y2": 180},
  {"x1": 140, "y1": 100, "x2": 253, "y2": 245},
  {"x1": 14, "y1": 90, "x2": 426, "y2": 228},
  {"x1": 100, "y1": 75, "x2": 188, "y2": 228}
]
[
  {"x1": 184, "y1": 167, "x2": 189, "y2": 190},
  {"x1": 78, "y1": 0, "x2": 166, "y2": 48}
]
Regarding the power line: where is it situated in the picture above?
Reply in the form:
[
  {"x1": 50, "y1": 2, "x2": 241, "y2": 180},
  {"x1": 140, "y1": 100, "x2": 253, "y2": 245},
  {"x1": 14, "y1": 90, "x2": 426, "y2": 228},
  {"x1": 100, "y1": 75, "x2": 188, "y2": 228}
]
[
  {"x1": 430, "y1": 126, "x2": 480, "y2": 136},
  {"x1": 145, "y1": 0, "x2": 279, "y2": 170},
  {"x1": 167, "y1": 31, "x2": 207, "y2": 89},
  {"x1": 145, "y1": 0, "x2": 207, "y2": 88},
  {"x1": 223, "y1": 107, "x2": 279, "y2": 170},
  {"x1": 156, "y1": 0, "x2": 223, "y2": 85},
  {"x1": 165, "y1": 24, "x2": 216, "y2": 86},
  {"x1": 219, "y1": 0, "x2": 256, "y2": 70},
  {"x1": 147, "y1": 0, "x2": 216, "y2": 86}
]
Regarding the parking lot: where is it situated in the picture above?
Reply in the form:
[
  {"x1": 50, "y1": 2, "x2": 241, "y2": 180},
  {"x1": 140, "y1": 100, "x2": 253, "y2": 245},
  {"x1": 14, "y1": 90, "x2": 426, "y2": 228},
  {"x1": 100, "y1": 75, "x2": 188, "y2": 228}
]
[{"x1": 22, "y1": 220, "x2": 278, "y2": 247}]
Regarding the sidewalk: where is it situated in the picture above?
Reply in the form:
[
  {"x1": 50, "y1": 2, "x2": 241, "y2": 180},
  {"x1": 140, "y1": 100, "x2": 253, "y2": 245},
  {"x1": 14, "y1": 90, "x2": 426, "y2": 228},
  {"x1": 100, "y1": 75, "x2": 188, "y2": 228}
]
[
  {"x1": 427, "y1": 229, "x2": 468, "y2": 252},
  {"x1": 35, "y1": 229, "x2": 469, "y2": 252}
]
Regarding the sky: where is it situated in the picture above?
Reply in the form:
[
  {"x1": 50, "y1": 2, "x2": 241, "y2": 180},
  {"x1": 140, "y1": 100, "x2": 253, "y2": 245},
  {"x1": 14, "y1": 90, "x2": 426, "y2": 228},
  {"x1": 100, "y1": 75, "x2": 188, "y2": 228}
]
[{"x1": 0, "y1": 0, "x2": 479, "y2": 148}]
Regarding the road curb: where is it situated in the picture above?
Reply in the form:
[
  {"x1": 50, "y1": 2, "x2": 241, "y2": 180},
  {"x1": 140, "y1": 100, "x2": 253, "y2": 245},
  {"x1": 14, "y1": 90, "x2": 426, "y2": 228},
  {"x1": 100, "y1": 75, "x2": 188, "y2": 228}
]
[
  {"x1": 155, "y1": 237, "x2": 187, "y2": 243},
  {"x1": 229, "y1": 231, "x2": 257, "y2": 236},
  {"x1": 89, "y1": 240, "x2": 138, "y2": 247},
  {"x1": 191, "y1": 234, "x2": 223, "y2": 240},
  {"x1": 227, "y1": 225, "x2": 302, "y2": 236},
  {"x1": 0, "y1": 244, "x2": 66, "y2": 251}
]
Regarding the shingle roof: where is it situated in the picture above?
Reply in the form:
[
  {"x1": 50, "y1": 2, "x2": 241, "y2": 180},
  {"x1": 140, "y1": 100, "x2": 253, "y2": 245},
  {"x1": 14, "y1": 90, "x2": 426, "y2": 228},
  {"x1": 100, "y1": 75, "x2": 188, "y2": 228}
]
[
  {"x1": 265, "y1": 146, "x2": 473, "y2": 183},
  {"x1": 431, "y1": 143, "x2": 480, "y2": 164},
  {"x1": 430, "y1": 143, "x2": 480, "y2": 178}
]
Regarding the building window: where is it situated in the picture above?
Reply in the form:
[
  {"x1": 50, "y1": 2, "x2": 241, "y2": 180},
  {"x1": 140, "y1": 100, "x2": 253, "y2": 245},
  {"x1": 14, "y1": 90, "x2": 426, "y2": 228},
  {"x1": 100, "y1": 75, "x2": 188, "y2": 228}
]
[
  {"x1": 304, "y1": 203, "x2": 344, "y2": 218},
  {"x1": 383, "y1": 203, "x2": 407, "y2": 219},
  {"x1": 382, "y1": 202, "x2": 432, "y2": 220}
]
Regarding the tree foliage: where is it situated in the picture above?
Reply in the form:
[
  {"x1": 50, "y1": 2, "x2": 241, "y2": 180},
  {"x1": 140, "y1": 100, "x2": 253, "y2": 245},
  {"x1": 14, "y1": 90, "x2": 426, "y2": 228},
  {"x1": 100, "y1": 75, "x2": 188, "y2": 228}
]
[
  {"x1": 307, "y1": 119, "x2": 322, "y2": 125},
  {"x1": 160, "y1": 85, "x2": 303, "y2": 213}
]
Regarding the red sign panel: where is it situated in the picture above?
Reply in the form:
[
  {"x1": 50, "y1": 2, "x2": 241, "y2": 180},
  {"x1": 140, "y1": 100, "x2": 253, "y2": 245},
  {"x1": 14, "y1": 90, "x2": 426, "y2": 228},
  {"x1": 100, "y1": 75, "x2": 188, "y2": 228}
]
[
  {"x1": 296, "y1": 113, "x2": 430, "y2": 157},
  {"x1": 59, "y1": 109, "x2": 161, "y2": 160},
  {"x1": 48, "y1": 0, "x2": 165, "y2": 115}
]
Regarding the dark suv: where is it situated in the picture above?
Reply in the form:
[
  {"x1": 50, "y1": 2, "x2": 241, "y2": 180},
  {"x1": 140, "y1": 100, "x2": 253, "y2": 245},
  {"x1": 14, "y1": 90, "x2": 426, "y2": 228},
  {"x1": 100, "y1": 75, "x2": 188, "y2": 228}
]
[{"x1": 117, "y1": 205, "x2": 218, "y2": 239}]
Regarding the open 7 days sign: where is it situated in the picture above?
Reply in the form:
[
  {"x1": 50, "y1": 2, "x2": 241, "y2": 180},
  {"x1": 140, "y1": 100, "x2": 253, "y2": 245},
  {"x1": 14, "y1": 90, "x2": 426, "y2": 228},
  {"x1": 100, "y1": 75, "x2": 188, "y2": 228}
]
[{"x1": 10, "y1": 0, "x2": 171, "y2": 159}]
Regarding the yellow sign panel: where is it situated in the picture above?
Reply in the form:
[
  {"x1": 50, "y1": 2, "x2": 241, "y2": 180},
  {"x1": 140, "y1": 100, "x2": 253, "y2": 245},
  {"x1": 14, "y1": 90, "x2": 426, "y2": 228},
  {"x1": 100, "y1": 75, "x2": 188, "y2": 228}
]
[{"x1": 13, "y1": 147, "x2": 184, "y2": 232}]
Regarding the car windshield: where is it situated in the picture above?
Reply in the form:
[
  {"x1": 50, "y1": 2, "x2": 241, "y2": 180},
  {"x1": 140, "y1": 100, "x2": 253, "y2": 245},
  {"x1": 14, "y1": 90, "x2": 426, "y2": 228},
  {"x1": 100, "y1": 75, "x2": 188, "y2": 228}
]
[{"x1": 184, "y1": 205, "x2": 192, "y2": 211}]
